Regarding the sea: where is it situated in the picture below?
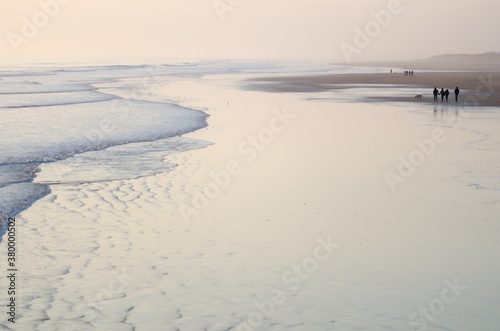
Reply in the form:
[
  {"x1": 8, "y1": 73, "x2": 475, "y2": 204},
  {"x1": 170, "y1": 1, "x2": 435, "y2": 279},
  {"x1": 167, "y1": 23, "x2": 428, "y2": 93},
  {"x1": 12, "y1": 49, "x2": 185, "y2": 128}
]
[{"x1": 0, "y1": 58, "x2": 382, "y2": 240}]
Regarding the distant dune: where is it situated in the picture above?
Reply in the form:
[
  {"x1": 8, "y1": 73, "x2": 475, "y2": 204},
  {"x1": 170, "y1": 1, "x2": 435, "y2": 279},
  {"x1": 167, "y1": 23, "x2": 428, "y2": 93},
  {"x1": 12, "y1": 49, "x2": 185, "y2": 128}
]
[{"x1": 350, "y1": 52, "x2": 500, "y2": 71}]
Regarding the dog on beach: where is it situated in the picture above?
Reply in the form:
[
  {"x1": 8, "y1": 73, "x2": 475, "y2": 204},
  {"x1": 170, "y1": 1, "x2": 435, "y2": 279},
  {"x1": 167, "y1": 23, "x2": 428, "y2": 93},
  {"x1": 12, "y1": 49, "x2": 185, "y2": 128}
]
[{"x1": 414, "y1": 95, "x2": 423, "y2": 100}]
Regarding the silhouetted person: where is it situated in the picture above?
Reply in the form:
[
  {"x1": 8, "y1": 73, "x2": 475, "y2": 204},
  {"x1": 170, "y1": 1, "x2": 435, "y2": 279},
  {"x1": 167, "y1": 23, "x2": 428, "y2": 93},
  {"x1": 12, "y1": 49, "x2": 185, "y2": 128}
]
[
  {"x1": 445, "y1": 89, "x2": 450, "y2": 102},
  {"x1": 440, "y1": 88, "x2": 445, "y2": 102},
  {"x1": 454, "y1": 87, "x2": 460, "y2": 102},
  {"x1": 433, "y1": 87, "x2": 439, "y2": 101}
]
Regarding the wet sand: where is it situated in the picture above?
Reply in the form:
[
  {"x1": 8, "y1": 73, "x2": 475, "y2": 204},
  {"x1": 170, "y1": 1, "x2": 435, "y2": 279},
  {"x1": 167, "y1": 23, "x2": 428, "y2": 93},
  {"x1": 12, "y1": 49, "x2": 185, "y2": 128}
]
[
  {"x1": 246, "y1": 71, "x2": 500, "y2": 107},
  {"x1": 5, "y1": 67, "x2": 500, "y2": 330}
]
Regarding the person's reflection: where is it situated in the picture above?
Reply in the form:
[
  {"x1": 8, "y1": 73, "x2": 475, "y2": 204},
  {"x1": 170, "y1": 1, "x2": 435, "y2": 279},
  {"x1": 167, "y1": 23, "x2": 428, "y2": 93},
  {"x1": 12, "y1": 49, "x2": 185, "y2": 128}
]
[
  {"x1": 441, "y1": 103, "x2": 450, "y2": 122},
  {"x1": 434, "y1": 102, "x2": 463, "y2": 124},
  {"x1": 454, "y1": 103, "x2": 462, "y2": 122}
]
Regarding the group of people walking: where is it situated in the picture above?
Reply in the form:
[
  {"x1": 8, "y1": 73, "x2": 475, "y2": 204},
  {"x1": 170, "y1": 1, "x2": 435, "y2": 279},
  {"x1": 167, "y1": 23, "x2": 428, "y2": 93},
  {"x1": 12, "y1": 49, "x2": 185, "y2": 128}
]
[
  {"x1": 433, "y1": 87, "x2": 460, "y2": 102},
  {"x1": 389, "y1": 69, "x2": 414, "y2": 76}
]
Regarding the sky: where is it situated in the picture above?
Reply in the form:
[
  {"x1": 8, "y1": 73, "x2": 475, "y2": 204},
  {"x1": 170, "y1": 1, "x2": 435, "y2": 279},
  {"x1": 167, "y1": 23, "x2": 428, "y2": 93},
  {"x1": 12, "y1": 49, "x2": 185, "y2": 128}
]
[{"x1": 1, "y1": 0, "x2": 499, "y2": 63}]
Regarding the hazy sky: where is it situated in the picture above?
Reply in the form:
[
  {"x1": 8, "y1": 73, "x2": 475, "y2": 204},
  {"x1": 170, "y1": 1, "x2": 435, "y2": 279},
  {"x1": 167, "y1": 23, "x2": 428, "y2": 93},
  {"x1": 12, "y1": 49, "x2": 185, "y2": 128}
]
[{"x1": 1, "y1": 0, "x2": 499, "y2": 62}]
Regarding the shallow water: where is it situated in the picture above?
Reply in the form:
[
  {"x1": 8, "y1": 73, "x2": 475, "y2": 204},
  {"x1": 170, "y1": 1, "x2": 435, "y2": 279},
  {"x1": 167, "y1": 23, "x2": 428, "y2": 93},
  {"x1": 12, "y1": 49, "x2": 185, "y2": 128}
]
[{"x1": 0, "y1": 60, "x2": 380, "y2": 235}]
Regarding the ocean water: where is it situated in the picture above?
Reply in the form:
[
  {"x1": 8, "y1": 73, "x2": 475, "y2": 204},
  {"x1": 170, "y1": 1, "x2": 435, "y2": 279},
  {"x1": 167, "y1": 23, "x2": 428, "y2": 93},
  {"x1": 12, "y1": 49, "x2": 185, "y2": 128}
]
[
  {"x1": 1, "y1": 59, "x2": 369, "y2": 239},
  {"x1": 0, "y1": 60, "x2": 218, "y2": 236}
]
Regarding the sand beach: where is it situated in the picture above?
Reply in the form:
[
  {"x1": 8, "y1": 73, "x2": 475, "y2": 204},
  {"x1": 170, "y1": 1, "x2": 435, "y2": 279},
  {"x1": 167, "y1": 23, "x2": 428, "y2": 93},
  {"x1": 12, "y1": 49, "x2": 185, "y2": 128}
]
[
  {"x1": 2, "y1": 0, "x2": 500, "y2": 328},
  {"x1": 1, "y1": 60, "x2": 499, "y2": 330}
]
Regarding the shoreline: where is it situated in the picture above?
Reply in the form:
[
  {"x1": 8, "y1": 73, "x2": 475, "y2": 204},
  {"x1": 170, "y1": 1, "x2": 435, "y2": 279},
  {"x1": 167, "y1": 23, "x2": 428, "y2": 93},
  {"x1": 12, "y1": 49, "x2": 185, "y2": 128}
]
[
  {"x1": 3, "y1": 63, "x2": 500, "y2": 330},
  {"x1": 0, "y1": 70, "x2": 211, "y2": 242},
  {"x1": 245, "y1": 71, "x2": 500, "y2": 107}
]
